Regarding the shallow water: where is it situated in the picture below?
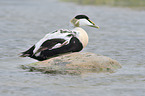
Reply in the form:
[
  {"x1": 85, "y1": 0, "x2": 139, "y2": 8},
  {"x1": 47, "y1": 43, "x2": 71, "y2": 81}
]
[{"x1": 0, "y1": 0, "x2": 145, "y2": 96}]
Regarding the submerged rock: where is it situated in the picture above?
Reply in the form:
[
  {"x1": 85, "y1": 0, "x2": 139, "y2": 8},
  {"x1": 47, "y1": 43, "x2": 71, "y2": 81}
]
[{"x1": 21, "y1": 52, "x2": 121, "y2": 75}]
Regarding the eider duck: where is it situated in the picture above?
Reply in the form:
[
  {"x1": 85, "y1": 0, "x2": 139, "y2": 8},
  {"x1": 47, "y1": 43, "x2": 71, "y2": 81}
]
[{"x1": 20, "y1": 15, "x2": 99, "y2": 61}]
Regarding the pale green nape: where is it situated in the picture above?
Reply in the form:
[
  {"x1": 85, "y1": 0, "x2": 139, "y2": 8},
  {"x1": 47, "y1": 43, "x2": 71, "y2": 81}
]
[{"x1": 71, "y1": 18, "x2": 80, "y2": 27}]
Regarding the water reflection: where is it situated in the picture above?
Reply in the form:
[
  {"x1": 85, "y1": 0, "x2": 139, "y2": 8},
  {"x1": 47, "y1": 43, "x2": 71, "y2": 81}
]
[{"x1": 62, "y1": 0, "x2": 145, "y2": 7}]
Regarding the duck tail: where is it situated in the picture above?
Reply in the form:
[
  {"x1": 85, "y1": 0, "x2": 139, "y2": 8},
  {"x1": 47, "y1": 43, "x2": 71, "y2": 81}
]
[
  {"x1": 19, "y1": 45, "x2": 35, "y2": 57},
  {"x1": 19, "y1": 52, "x2": 31, "y2": 57}
]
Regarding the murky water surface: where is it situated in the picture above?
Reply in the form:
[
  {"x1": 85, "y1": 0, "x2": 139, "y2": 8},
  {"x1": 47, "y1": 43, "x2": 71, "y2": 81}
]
[{"x1": 0, "y1": 0, "x2": 145, "y2": 96}]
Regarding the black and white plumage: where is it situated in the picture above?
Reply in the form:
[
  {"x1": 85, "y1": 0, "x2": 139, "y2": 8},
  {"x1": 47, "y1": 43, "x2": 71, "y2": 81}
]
[{"x1": 20, "y1": 15, "x2": 99, "y2": 61}]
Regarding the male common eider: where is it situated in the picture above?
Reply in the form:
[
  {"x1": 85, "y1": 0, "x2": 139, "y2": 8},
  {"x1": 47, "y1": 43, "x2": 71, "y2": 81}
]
[{"x1": 20, "y1": 15, "x2": 99, "y2": 61}]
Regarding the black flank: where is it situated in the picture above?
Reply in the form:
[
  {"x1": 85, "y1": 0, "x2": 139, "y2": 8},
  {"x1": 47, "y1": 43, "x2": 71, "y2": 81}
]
[{"x1": 31, "y1": 37, "x2": 83, "y2": 61}]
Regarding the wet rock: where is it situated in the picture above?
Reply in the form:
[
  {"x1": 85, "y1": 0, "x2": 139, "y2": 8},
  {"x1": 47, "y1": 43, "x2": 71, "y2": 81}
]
[{"x1": 21, "y1": 52, "x2": 121, "y2": 75}]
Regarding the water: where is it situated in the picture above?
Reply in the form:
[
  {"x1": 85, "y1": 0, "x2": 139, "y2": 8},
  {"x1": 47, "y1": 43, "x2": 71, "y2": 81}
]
[
  {"x1": 62, "y1": 0, "x2": 145, "y2": 7},
  {"x1": 0, "y1": 0, "x2": 145, "y2": 96}
]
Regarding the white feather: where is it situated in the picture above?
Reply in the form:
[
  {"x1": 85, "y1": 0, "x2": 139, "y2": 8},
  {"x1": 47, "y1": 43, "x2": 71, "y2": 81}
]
[
  {"x1": 35, "y1": 52, "x2": 41, "y2": 57},
  {"x1": 50, "y1": 43, "x2": 61, "y2": 50},
  {"x1": 79, "y1": 19, "x2": 93, "y2": 26},
  {"x1": 33, "y1": 29, "x2": 78, "y2": 54}
]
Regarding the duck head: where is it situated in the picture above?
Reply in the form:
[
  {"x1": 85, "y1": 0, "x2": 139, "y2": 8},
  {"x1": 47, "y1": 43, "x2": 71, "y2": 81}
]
[{"x1": 71, "y1": 15, "x2": 99, "y2": 28}]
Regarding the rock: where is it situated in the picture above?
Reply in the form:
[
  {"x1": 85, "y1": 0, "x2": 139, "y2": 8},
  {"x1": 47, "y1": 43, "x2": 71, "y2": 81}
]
[{"x1": 21, "y1": 52, "x2": 121, "y2": 75}]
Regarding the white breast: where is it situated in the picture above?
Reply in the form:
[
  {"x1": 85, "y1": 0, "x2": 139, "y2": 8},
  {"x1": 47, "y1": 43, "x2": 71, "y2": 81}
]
[{"x1": 72, "y1": 27, "x2": 88, "y2": 48}]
